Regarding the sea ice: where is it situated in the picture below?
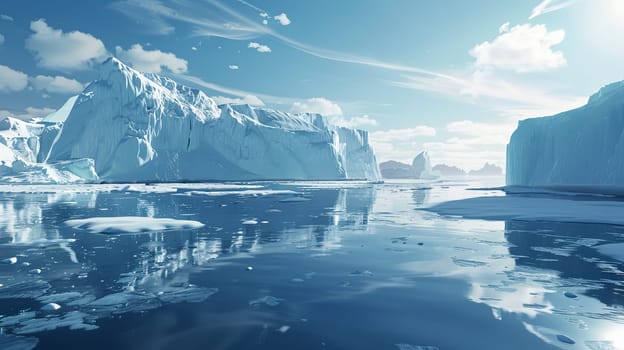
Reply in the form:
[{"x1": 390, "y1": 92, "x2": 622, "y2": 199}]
[
  {"x1": 426, "y1": 195, "x2": 624, "y2": 226},
  {"x1": 64, "y1": 216, "x2": 205, "y2": 234}
]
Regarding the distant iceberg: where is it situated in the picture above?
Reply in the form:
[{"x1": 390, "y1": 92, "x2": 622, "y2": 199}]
[
  {"x1": 507, "y1": 81, "x2": 624, "y2": 187},
  {"x1": 1, "y1": 57, "x2": 382, "y2": 183}
]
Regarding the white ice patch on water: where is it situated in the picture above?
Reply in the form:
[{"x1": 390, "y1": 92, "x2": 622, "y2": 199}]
[
  {"x1": 426, "y1": 195, "x2": 624, "y2": 226},
  {"x1": 249, "y1": 296, "x2": 283, "y2": 307},
  {"x1": 65, "y1": 216, "x2": 205, "y2": 233},
  {"x1": 595, "y1": 243, "x2": 624, "y2": 263},
  {"x1": 185, "y1": 189, "x2": 299, "y2": 197}
]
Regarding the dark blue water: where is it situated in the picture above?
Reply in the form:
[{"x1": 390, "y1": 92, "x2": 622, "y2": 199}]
[{"x1": 0, "y1": 180, "x2": 623, "y2": 349}]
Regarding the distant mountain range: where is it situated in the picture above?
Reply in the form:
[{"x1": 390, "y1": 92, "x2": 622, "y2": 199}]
[{"x1": 380, "y1": 158, "x2": 502, "y2": 179}]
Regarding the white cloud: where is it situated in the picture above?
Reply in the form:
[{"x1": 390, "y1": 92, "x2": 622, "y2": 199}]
[
  {"x1": 25, "y1": 106, "x2": 56, "y2": 118},
  {"x1": 31, "y1": 75, "x2": 84, "y2": 94},
  {"x1": 262, "y1": 19, "x2": 268, "y2": 25},
  {"x1": 212, "y1": 95, "x2": 264, "y2": 106},
  {"x1": 25, "y1": 19, "x2": 108, "y2": 71},
  {"x1": 329, "y1": 115, "x2": 378, "y2": 129},
  {"x1": 290, "y1": 98, "x2": 343, "y2": 116},
  {"x1": 248, "y1": 42, "x2": 271, "y2": 53},
  {"x1": 470, "y1": 24, "x2": 566, "y2": 73},
  {"x1": 529, "y1": 0, "x2": 574, "y2": 19},
  {"x1": 0, "y1": 14, "x2": 13, "y2": 21},
  {"x1": 1, "y1": 106, "x2": 56, "y2": 121},
  {"x1": 369, "y1": 126, "x2": 437, "y2": 163},
  {"x1": 419, "y1": 120, "x2": 515, "y2": 171},
  {"x1": 228, "y1": 65, "x2": 239, "y2": 70},
  {"x1": 274, "y1": 13, "x2": 291, "y2": 26},
  {"x1": 115, "y1": 44, "x2": 188, "y2": 73},
  {"x1": 191, "y1": 46, "x2": 198, "y2": 51},
  {"x1": 259, "y1": 12, "x2": 269, "y2": 18},
  {"x1": 0, "y1": 65, "x2": 28, "y2": 92},
  {"x1": 499, "y1": 22, "x2": 510, "y2": 33}
]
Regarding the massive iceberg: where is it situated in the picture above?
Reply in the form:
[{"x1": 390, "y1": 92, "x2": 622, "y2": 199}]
[
  {"x1": 2, "y1": 57, "x2": 381, "y2": 183},
  {"x1": 506, "y1": 81, "x2": 624, "y2": 187}
]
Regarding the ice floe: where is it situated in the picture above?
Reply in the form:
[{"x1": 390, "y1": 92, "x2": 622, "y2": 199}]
[
  {"x1": 595, "y1": 243, "x2": 624, "y2": 263},
  {"x1": 426, "y1": 195, "x2": 624, "y2": 226},
  {"x1": 65, "y1": 216, "x2": 205, "y2": 234}
]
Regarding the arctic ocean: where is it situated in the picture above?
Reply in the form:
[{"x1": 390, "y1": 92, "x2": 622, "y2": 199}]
[{"x1": 1, "y1": 177, "x2": 623, "y2": 349}]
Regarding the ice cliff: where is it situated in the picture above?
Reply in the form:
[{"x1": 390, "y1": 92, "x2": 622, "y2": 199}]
[
  {"x1": 2, "y1": 57, "x2": 381, "y2": 183},
  {"x1": 506, "y1": 81, "x2": 624, "y2": 187}
]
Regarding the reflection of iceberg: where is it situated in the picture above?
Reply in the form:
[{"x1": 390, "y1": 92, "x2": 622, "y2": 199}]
[{"x1": 0, "y1": 182, "x2": 376, "y2": 342}]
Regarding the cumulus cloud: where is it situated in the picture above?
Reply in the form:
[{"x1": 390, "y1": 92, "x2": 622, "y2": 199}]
[
  {"x1": 529, "y1": 0, "x2": 573, "y2": 20},
  {"x1": 470, "y1": 23, "x2": 566, "y2": 72},
  {"x1": 31, "y1": 75, "x2": 84, "y2": 94},
  {"x1": 369, "y1": 126, "x2": 437, "y2": 163},
  {"x1": 0, "y1": 65, "x2": 28, "y2": 92},
  {"x1": 290, "y1": 98, "x2": 343, "y2": 116},
  {"x1": 499, "y1": 22, "x2": 510, "y2": 33},
  {"x1": 0, "y1": 14, "x2": 13, "y2": 21},
  {"x1": 25, "y1": 19, "x2": 108, "y2": 71},
  {"x1": 228, "y1": 65, "x2": 239, "y2": 70},
  {"x1": 329, "y1": 115, "x2": 378, "y2": 129},
  {"x1": 212, "y1": 95, "x2": 264, "y2": 106},
  {"x1": 274, "y1": 13, "x2": 291, "y2": 26},
  {"x1": 115, "y1": 44, "x2": 188, "y2": 73},
  {"x1": 248, "y1": 42, "x2": 271, "y2": 53},
  {"x1": 418, "y1": 120, "x2": 515, "y2": 171}
]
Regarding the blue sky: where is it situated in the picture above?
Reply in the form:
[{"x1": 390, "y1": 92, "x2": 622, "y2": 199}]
[{"x1": 0, "y1": 0, "x2": 623, "y2": 170}]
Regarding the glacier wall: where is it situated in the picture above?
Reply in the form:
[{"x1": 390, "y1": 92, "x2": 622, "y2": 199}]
[
  {"x1": 45, "y1": 57, "x2": 381, "y2": 182},
  {"x1": 506, "y1": 81, "x2": 624, "y2": 186}
]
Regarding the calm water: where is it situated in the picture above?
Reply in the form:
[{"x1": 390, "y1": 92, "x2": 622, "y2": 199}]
[{"x1": 0, "y1": 179, "x2": 623, "y2": 350}]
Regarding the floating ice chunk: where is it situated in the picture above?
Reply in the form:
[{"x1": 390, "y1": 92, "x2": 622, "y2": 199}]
[
  {"x1": 595, "y1": 243, "x2": 624, "y2": 263},
  {"x1": 242, "y1": 219, "x2": 258, "y2": 225},
  {"x1": 0, "y1": 333, "x2": 38, "y2": 350},
  {"x1": 40, "y1": 303, "x2": 61, "y2": 311},
  {"x1": 186, "y1": 189, "x2": 299, "y2": 197},
  {"x1": 88, "y1": 291, "x2": 161, "y2": 315},
  {"x1": 0, "y1": 280, "x2": 51, "y2": 299},
  {"x1": 28, "y1": 268, "x2": 41, "y2": 274},
  {"x1": 65, "y1": 216, "x2": 205, "y2": 234},
  {"x1": 37, "y1": 292, "x2": 84, "y2": 304},
  {"x1": 277, "y1": 325, "x2": 290, "y2": 333},
  {"x1": 249, "y1": 296, "x2": 283, "y2": 307},
  {"x1": 246, "y1": 266, "x2": 253, "y2": 271},
  {"x1": 13, "y1": 311, "x2": 98, "y2": 334},
  {"x1": 0, "y1": 311, "x2": 37, "y2": 327},
  {"x1": 2, "y1": 257, "x2": 17, "y2": 264}
]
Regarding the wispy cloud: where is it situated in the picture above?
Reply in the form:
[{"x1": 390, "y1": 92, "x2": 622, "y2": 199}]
[{"x1": 529, "y1": 0, "x2": 574, "y2": 20}]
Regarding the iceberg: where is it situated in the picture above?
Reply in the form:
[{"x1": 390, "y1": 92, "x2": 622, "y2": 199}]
[
  {"x1": 43, "y1": 57, "x2": 380, "y2": 182},
  {"x1": 379, "y1": 151, "x2": 438, "y2": 179},
  {"x1": 0, "y1": 116, "x2": 97, "y2": 184},
  {"x1": 0, "y1": 57, "x2": 381, "y2": 183},
  {"x1": 411, "y1": 151, "x2": 437, "y2": 179},
  {"x1": 506, "y1": 81, "x2": 624, "y2": 187}
]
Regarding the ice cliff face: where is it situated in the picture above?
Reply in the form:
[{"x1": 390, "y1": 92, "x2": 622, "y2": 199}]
[
  {"x1": 412, "y1": 151, "x2": 437, "y2": 179},
  {"x1": 44, "y1": 57, "x2": 380, "y2": 182},
  {"x1": 506, "y1": 81, "x2": 624, "y2": 186},
  {"x1": 0, "y1": 117, "x2": 97, "y2": 184}
]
